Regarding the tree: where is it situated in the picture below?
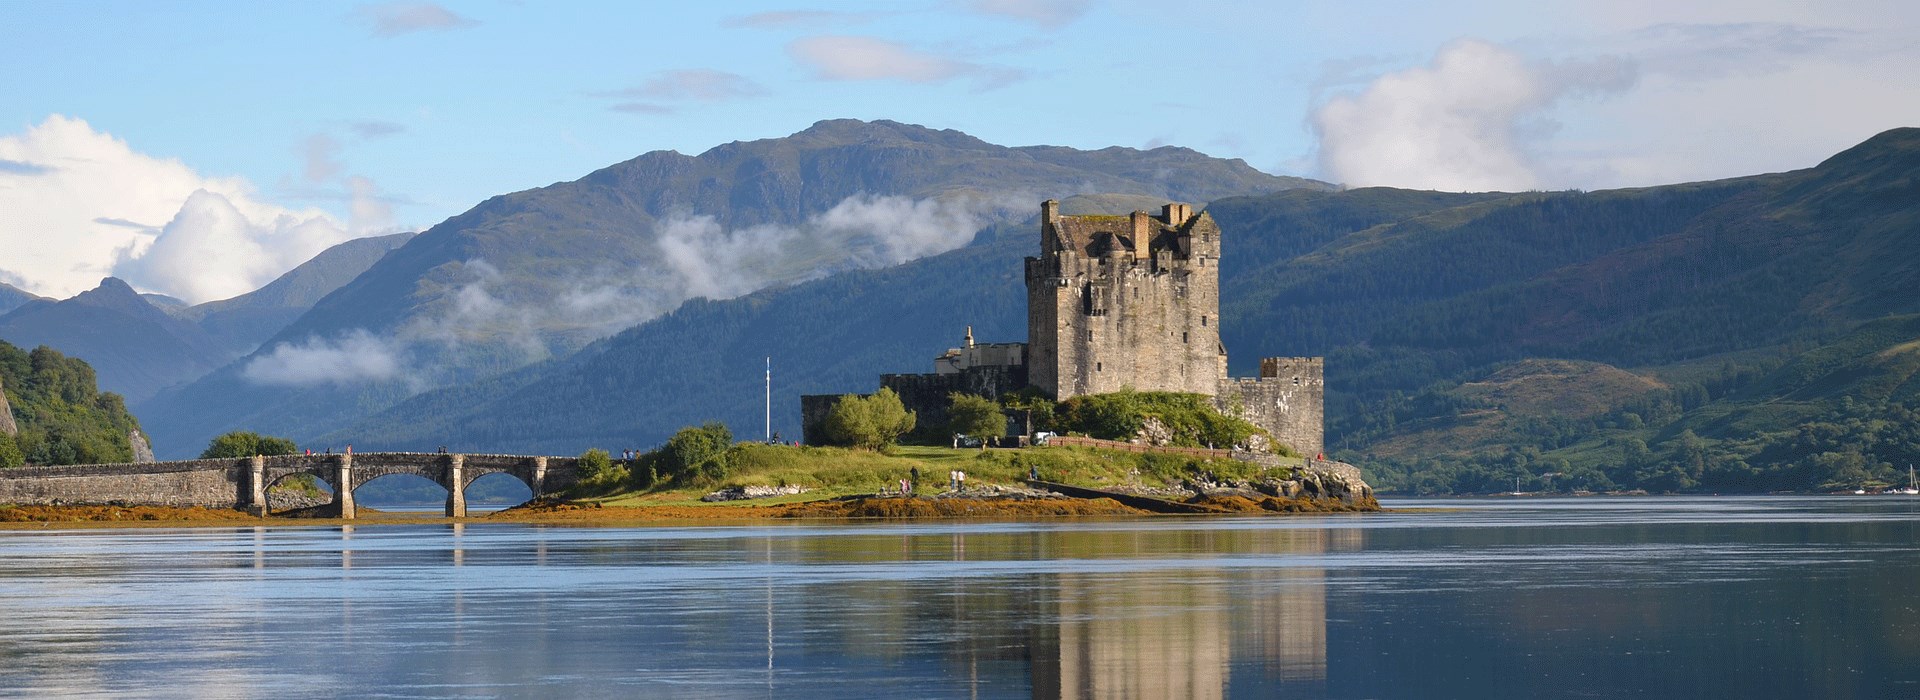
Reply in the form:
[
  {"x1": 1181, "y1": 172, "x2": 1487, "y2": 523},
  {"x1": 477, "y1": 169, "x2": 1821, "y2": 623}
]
[
  {"x1": 200, "y1": 431, "x2": 299, "y2": 459},
  {"x1": 0, "y1": 434, "x2": 23, "y2": 468},
  {"x1": 661, "y1": 422, "x2": 733, "y2": 483},
  {"x1": 577, "y1": 448, "x2": 615, "y2": 480},
  {"x1": 825, "y1": 388, "x2": 917, "y2": 451},
  {"x1": 947, "y1": 392, "x2": 1006, "y2": 438}
]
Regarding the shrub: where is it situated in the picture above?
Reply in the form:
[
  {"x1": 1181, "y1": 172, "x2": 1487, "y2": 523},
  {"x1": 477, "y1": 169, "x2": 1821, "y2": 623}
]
[
  {"x1": 946, "y1": 393, "x2": 1006, "y2": 438},
  {"x1": 572, "y1": 448, "x2": 630, "y2": 496},
  {"x1": 660, "y1": 422, "x2": 733, "y2": 484},
  {"x1": 1056, "y1": 390, "x2": 1269, "y2": 450},
  {"x1": 0, "y1": 434, "x2": 23, "y2": 468},
  {"x1": 200, "y1": 431, "x2": 299, "y2": 459},
  {"x1": 825, "y1": 388, "x2": 917, "y2": 451}
]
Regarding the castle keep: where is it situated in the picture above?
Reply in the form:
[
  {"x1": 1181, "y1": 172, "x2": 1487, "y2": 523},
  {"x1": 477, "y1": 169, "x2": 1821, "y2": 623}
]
[{"x1": 802, "y1": 201, "x2": 1324, "y2": 456}]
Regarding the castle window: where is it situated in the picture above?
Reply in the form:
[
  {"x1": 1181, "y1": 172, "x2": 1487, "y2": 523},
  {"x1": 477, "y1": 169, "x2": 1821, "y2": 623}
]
[
  {"x1": 1293, "y1": 377, "x2": 1300, "y2": 385},
  {"x1": 1201, "y1": 315, "x2": 1208, "y2": 326},
  {"x1": 1183, "y1": 332, "x2": 1189, "y2": 343},
  {"x1": 1096, "y1": 362, "x2": 1102, "y2": 372},
  {"x1": 1088, "y1": 330, "x2": 1095, "y2": 342}
]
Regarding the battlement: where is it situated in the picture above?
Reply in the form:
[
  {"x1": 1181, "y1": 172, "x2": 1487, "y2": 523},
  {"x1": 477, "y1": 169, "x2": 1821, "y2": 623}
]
[{"x1": 1027, "y1": 200, "x2": 1224, "y2": 400}]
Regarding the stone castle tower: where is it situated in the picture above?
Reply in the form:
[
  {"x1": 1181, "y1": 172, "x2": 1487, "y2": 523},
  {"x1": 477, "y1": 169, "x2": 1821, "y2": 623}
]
[
  {"x1": 1026, "y1": 201, "x2": 1226, "y2": 398},
  {"x1": 805, "y1": 200, "x2": 1325, "y2": 456}
]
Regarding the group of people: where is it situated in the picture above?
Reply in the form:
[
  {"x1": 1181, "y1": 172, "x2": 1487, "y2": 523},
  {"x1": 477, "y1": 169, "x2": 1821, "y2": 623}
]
[{"x1": 890, "y1": 466, "x2": 974, "y2": 496}]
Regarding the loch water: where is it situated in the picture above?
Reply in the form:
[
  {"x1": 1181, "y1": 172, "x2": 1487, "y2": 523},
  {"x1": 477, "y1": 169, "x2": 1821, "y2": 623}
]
[{"x1": 2, "y1": 496, "x2": 1918, "y2": 698}]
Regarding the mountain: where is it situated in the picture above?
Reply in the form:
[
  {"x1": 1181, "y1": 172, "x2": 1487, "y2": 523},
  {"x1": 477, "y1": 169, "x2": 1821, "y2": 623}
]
[
  {"x1": 181, "y1": 231, "x2": 414, "y2": 355},
  {"x1": 0, "y1": 278, "x2": 229, "y2": 403},
  {"x1": 137, "y1": 120, "x2": 1328, "y2": 456},
  {"x1": 316, "y1": 188, "x2": 1504, "y2": 453},
  {"x1": 0, "y1": 340, "x2": 147, "y2": 466},
  {"x1": 328, "y1": 128, "x2": 1920, "y2": 494},
  {"x1": 0, "y1": 282, "x2": 43, "y2": 316}
]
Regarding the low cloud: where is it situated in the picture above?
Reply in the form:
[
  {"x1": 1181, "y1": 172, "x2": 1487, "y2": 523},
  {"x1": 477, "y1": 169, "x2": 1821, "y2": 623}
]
[
  {"x1": 1314, "y1": 39, "x2": 1636, "y2": 192},
  {"x1": 354, "y1": 2, "x2": 478, "y2": 37},
  {"x1": 112, "y1": 190, "x2": 354, "y2": 305},
  {"x1": 242, "y1": 330, "x2": 404, "y2": 387},
  {"x1": 656, "y1": 192, "x2": 1014, "y2": 301},
  {"x1": 0, "y1": 115, "x2": 358, "y2": 303},
  {"x1": 962, "y1": 0, "x2": 1090, "y2": 29},
  {"x1": 236, "y1": 193, "x2": 1022, "y2": 389},
  {"x1": 788, "y1": 36, "x2": 1020, "y2": 88}
]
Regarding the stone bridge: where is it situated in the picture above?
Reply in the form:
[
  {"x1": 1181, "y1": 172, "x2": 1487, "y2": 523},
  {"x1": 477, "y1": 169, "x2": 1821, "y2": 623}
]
[{"x1": 0, "y1": 452, "x2": 582, "y2": 519}]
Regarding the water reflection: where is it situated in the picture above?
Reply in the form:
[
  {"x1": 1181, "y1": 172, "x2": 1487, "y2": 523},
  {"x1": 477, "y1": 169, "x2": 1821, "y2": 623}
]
[{"x1": 0, "y1": 498, "x2": 1918, "y2": 698}]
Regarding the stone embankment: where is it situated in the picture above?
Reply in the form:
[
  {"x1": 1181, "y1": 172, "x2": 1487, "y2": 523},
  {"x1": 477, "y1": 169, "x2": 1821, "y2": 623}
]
[{"x1": 701, "y1": 484, "x2": 810, "y2": 502}]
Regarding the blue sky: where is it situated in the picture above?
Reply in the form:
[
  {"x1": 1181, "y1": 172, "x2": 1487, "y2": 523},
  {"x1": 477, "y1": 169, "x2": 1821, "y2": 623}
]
[{"x1": 4, "y1": 0, "x2": 1918, "y2": 302}]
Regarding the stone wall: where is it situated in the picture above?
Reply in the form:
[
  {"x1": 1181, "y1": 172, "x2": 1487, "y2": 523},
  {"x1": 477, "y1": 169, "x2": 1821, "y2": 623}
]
[
  {"x1": 1217, "y1": 357, "x2": 1325, "y2": 457},
  {"x1": 0, "y1": 459, "x2": 244, "y2": 507},
  {"x1": 800, "y1": 394, "x2": 843, "y2": 446},
  {"x1": 882, "y1": 364, "x2": 1026, "y2": 436}
]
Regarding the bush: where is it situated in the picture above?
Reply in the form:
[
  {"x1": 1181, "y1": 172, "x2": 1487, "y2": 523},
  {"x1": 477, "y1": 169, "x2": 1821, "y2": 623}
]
[
  {"x1": 947, "y1": 393, "x2": 1006, "y2": 438},
  {"x1": 1056, "y1": 390, "x2": 1268, "y2": 450},
  {"x1": 0, "y1": 434, "x2": 23, "y2": 468},
  {"x1": 572, "y1": 448, "x2": 630, "y2": 495},
  {"x1": 200, "y1": 431, "x2": 299, "y2": 459},
  {"x1": 825, "y1": 388, "x2": 917, "y2": 451},
  {"x1": 660, "y1": 422, "x2": 733, "y2": 484}
]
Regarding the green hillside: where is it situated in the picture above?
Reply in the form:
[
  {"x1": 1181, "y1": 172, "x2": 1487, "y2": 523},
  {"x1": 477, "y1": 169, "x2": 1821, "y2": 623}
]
[
  {"x1": 0, "y1": 340, "x2": 145, "y2": 466},
  {"x1": 316, "y1": 128, "x2": 1920, "y2": 494},
  {"x1": 139, "y1": 120, "x2": 1326, "y2": 456}
]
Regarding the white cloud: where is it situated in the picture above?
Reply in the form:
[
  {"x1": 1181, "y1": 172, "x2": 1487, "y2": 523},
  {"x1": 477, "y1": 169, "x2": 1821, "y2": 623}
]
[
  {"x1": 655, "y1": 193, "x2": 1009, "y2": 301},
  {"x1": 1313, "y1": 40, "x2": 1636, "y2": 192},
  {"x1": 963, "y1": 0, "x2": 1090, "y2": 29},
  {"x1": 788, "y1": 36, "x2": 987, "y2": 84},
  {"x1": 112, "y1": 190, "x2": 353, "y2": 306},
  {"x1": 242, "y1": 330, "x2": 404, "y2": 387},
  {"x1": 0, "y1": 115, "x2": 358, "y2": 303},
  {"x1": 353, "y1": 2, "x2": 477, "y2": 37}
]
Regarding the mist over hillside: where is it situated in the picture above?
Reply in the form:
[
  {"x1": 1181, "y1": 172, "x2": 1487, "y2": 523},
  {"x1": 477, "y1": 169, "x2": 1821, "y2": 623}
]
[
  {"x1": 135, "y1": 120, "x2": 1327, "y2": 456},
  {"x1": 324, "y1": 128, "x2": 1920, "y2": 494}
]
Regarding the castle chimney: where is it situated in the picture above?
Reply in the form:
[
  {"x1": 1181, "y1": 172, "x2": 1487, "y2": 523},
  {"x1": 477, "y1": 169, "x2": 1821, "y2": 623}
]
[
  {"x1": 1041, "y1": 199, "x2": 1059, "y2": 223},
  {"x1": 1130, "y1": 210, "x2": 1151, "y2": 260},
  {"x1": 965, "y1": 325, "x2": 975, "y2": 348}
]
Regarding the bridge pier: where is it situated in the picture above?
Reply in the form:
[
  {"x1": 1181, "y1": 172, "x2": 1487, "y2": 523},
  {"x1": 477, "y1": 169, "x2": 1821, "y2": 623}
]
[
  {"x1": 332, "y1": 454, "x2": 355, "y2": 519},
  {"x1": 247, "y1": 455, "x2": 267, "y2": 517},
  {"x1": 531, "y1": 456, "x2": 549, "y2": 498},
  {"x1": 445, "y1": 454, "x2": 466, "y2": 518}
]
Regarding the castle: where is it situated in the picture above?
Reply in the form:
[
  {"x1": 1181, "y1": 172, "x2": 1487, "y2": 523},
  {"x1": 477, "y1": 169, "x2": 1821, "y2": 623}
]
[{"x1": 802, "y1": 201, "x2": 1324, "y2": 456}]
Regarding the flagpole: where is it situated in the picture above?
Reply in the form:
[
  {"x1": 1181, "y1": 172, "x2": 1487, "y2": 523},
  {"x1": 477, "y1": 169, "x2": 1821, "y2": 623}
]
[{"x1": 765, "y1": 357, "x2": 772, "y2": 442}]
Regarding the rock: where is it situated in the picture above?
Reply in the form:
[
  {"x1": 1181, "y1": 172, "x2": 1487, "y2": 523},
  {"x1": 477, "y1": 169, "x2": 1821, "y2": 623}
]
[
  {"x1": 0, "y1": 376, "x2": 16, "y2": 437},
  {"x1": 129, "y1": 431, "x2": 155, "y2": 463},
  {"x1": 1136, "y1": 416, "x2": 1173, "y2": 446},
  {"x1": 702, "y1": 484, "x2": 810, "y2": 502}
]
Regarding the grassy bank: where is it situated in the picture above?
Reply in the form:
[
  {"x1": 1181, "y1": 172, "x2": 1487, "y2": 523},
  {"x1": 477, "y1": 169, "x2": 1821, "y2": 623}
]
[{"x1": 587, "y1": 444, "x2": 1307, "y2": 507}]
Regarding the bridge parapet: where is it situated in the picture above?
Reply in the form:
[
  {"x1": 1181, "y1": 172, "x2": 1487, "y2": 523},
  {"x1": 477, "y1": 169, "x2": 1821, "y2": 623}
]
[{"x1": 1, "y1": 451, "x2": 582, "y2": 518}]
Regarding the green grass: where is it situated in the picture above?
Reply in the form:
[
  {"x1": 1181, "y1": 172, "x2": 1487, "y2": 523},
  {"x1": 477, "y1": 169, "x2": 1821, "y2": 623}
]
[{"x1": 589, "y1": 444, "x2": 1304, "y2": 507}]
